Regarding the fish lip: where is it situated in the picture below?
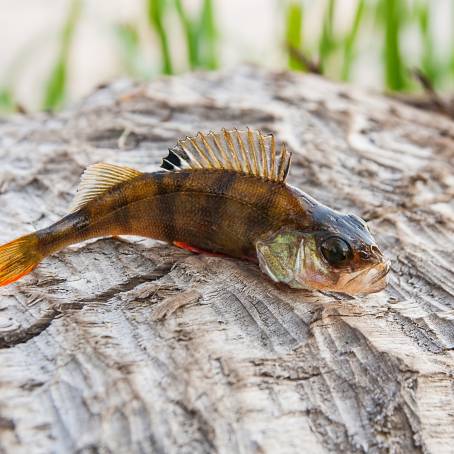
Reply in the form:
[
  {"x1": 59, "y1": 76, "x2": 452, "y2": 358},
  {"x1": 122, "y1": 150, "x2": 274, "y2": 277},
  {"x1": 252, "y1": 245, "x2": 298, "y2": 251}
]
[
  {"x1": 369, "y1": 259, "x2": 391, "y2": 285},
  {"x1": 358, "y1": 260, "x2": 391, "y2": 294},
  {"x1": 336, "y1": 259, "x2": 391, "y2": 295},
  {"x1": 339, "y1": 267, "x2": 370, "y2": 289}
]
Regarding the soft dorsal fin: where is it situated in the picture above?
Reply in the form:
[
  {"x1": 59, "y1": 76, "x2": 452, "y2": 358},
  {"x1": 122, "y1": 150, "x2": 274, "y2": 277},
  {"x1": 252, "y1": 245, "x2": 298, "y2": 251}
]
[
  {"x1": 69, "y1": 163, "x2": 141, "y2": 213},
  {"x1": 161, "y1": 128, "x2": 292, "y2": 183}
]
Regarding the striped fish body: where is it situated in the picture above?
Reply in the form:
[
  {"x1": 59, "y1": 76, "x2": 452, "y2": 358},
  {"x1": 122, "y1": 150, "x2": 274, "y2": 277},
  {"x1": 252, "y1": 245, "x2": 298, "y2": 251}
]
[
  {"x1": 0, "y1": 128, "x2": 299, "y2": 287},
  {"x1": 38, "y1": 169, "x2": 308, "y2": 261},
  {"x1": 0, "y1": 128, "x2": 390, "y2": 295}
]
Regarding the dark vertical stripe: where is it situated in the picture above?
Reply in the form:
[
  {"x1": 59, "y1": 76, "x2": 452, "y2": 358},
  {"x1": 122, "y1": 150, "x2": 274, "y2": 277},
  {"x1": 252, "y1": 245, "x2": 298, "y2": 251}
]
[
  {"x1": 171, "y1": 171, "x2": 216, "y2": 246},
  {"x1": 159, "y1": 172, "x2": 177, "y2": 241},
  {"x1": 203, "y1": 172, "x2": 238, "y2": 249},
  {"x1": 110, "y1": 186, "x2": 131, "y2": 233},
  {"x1": 156, "y1": 170, "x2": 192, "y2": 241}
]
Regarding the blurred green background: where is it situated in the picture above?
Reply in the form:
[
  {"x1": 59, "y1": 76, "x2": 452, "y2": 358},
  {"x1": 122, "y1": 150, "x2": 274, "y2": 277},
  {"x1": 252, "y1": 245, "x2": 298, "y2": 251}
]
[{"x1": 0, "y1": 0, "x2": 452, "y2": 113}]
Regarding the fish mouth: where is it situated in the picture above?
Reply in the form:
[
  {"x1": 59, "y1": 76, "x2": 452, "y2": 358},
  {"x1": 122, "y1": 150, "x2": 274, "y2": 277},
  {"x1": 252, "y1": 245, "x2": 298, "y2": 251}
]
[{"x1": 336, "y1": 259, "x2": 391, "y2": 295}]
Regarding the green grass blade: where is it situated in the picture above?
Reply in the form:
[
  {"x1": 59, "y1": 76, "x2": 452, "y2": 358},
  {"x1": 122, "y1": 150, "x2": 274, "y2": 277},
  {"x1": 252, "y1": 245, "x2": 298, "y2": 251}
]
[
  {"x1": 175, "y1": 0, "x2": 218, "y2": 70},
  {"x1": 382, "y1": 0, "x2": 407, "y2": 91},
  {"x1": 198, "y1": 0, "x2": 218, "y2": 69},
  {"x1": 285, "y1": 1, "x2": 304, "y2": 70},
  {"x1": 175, "y1": 0, "x2": 199, "y2": 68},
  {"x1": 114, "y1": 23, "x2": 146, "y2": 77},
  {"x1": 451, "y1": 45, "x2": 454, "y2": 81},
  {"x1": 319, "y1": 0, "x2": 336, "y2": 72},
  {"x1": 416, "y1": 2, "x2": 438, "y2": 87},
  {"x1": 147, "y1": 0, "x2": 173, "y2": 75},
  {"x1": 0, "y1": 87, "x2": 15, "y2": 113},
  {"x1": 42, "y1": 0, "x2": 81, "y2": 110},
  {"x1": 341, "y1": 0, "x2": 365, "y2": 80},
  {"x1": 374, "y1": 0, "x2": 386, "y2": 27},
  {"x1": 43, "y1": 60, "x2": 67, "y2": 111}
]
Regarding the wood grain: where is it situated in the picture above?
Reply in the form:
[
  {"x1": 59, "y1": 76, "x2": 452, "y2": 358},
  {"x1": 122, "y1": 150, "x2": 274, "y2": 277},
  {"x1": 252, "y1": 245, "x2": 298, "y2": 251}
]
[{"x1": 0, "y1": 67, "x2": 453, "y2": 453}]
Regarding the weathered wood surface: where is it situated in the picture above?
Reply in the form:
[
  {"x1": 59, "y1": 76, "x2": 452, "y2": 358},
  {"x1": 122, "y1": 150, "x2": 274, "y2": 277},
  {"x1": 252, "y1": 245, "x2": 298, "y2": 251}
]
[{"x1": 0, "y1": 67, "x2": 453, "y2": 454}]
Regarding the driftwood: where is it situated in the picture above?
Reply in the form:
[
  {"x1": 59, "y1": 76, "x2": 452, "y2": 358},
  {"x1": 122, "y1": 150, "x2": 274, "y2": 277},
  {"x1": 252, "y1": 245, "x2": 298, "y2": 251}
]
[{"x1": 0, "y1": 66, "x2": 453, "y2": 454}]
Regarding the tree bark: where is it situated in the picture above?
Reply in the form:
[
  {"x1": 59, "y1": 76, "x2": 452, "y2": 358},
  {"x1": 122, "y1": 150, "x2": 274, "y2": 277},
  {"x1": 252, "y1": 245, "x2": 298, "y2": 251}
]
[{"x1": 0, "y1": 67, "x2": 453, "y2": 454}]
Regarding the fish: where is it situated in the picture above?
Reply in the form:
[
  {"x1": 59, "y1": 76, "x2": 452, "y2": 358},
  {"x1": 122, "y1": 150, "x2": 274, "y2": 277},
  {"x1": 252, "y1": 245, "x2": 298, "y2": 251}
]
[{"x1": 0, "y1": 128, "x2": 390, "y2": 295}]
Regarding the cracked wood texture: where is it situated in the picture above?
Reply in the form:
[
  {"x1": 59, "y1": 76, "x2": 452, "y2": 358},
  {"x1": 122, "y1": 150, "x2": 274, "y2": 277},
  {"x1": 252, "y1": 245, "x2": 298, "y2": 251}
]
[{"x1": 0, "y1": 67, "x2": 453, "y2": 454}]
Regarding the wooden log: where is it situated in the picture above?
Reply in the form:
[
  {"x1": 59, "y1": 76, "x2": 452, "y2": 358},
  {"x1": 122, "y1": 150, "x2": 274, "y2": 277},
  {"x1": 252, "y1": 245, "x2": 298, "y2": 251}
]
[{"x1": 0, "y1": 67, "x2": 453, "y2": 453}]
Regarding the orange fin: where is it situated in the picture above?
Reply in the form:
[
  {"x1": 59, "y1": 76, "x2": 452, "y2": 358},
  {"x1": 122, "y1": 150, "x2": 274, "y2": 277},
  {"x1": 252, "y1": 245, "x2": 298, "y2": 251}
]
[
  {"x1": 0, "y1": 234, "x2": 42, "y2": 286},
  {"x1": 173, "y1": 241, "x2": 226, "y2": 257}
]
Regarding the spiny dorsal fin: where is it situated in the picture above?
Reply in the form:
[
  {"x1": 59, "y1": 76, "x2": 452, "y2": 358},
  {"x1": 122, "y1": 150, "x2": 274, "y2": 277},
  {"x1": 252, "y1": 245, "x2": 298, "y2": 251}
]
[
  {"x1": 69, "y1": 163, "x2": 142, "y2": 213},
  {"x1": 161, "y1": 128, "x2": 292, "y2": 183}
]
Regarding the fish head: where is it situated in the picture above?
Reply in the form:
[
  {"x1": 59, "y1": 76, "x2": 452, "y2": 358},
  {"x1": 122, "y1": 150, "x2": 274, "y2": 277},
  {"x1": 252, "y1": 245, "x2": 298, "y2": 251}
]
[{"x1": 256, "y1": 208, "x2": 390, "y2": 295}]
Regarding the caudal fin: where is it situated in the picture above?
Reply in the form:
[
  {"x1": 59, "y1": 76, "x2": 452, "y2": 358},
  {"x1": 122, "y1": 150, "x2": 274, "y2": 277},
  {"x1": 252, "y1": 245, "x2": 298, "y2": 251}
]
[{"x1": 0, "y1": 234, "x2": 42, "y2": 286}]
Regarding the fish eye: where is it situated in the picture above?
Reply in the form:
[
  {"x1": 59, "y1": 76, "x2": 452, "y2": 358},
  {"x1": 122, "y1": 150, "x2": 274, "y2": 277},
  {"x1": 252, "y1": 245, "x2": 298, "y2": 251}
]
[{"x1": 320, "y1": 236, "x2": 353, "y2": 267}]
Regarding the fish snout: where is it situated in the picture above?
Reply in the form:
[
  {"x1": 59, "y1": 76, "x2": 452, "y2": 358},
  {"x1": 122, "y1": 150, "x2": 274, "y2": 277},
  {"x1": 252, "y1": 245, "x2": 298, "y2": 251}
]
[
  {"x1": 370, "y1": 244, "x2": 384, "y2": 260},
  {"x1": 360, "y1": 244, "x2": 386, "y2": 264}
]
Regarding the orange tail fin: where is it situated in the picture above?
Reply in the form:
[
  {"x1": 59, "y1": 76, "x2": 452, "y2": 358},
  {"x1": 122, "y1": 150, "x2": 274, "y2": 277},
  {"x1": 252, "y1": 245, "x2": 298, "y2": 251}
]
[{"x1": 0, "y1": 234, "x2": 42, "y2": 286}]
